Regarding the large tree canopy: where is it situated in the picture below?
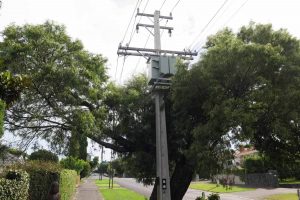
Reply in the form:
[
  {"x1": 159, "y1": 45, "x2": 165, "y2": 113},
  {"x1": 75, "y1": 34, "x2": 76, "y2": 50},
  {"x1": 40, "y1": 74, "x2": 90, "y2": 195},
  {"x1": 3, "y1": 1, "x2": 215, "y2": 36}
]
[
  {"x1": 0, "y1": 21, "x2": 108, "y2": 154},
  {"x1": 172, "y1": 22, "x2": 300, "y2": 181},
  {"x1": 106, "y1": 23, "x2": 300, "y2": 200}
]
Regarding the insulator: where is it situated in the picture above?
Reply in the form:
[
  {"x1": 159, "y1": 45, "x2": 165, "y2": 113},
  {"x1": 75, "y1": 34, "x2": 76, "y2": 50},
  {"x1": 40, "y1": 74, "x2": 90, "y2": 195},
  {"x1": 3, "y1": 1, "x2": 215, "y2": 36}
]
[{"x1": 168, "y1": 29, "x2": 172, "y2": 37}]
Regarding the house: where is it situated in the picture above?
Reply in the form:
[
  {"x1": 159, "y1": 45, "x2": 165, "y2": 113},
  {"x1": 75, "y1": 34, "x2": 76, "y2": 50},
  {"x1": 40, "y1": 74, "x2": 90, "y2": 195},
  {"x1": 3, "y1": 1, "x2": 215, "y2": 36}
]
[{"x1": 233, "y1": 146, "x2": 258, "y2": 167}]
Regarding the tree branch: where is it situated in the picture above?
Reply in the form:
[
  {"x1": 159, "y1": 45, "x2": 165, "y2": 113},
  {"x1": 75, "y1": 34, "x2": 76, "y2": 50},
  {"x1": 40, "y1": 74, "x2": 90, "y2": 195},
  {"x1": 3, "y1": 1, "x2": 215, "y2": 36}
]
[{"x1": 88, "y1": 134, "x2": 131, "y2": 153}]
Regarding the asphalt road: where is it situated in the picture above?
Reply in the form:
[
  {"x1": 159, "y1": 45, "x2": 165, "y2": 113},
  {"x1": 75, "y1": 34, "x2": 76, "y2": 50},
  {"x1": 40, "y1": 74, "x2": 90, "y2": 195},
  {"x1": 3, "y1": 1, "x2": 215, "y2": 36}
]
[{"x1": 114, "y1": 178, "x2": 298, "y2": 200}]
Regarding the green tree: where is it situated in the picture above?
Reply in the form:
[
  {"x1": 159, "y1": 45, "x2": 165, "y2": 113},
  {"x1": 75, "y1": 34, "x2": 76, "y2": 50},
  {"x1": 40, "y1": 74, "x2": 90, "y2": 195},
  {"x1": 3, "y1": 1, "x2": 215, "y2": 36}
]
[
  {"x1": 98, "y1": 161, "x2": 109, "y2": 175},
  {"x1": 111, "y1": 158, "x2": 125, "y2": 177},
  {"x1": 89, "y1": 156, "x2": 99, "y2": 170},
  {"x1": 28, "y1": 149, "x2": 59, "y2": 162},
  {"x1": 0, "y1": 22, "x2": 107, "y2": 155},
  {"x1": 109, "y1": 22, "x2": 300, "y2": 200},
  {"x1": 0, "y1": 71, "x2": 29, "y2": 137},
  {"x1": 60, "y1": 156, "x2": 84, "y2": 174},
  {"x1": 2, "y1": 21, "x2": 300, "y2": 199},
  {"x1": 60, "y1": 156, "x2": 91, "y2": 178},
  {"x1": 169, "y1": 22, "x2": 300, "y2": 199}
]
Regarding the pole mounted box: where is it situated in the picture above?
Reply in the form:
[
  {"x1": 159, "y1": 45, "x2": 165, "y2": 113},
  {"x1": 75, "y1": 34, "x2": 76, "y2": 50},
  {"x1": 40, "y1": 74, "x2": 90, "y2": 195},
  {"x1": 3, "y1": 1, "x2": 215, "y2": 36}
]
[{"x1": 148, "y1": 56, "x2": 177, "y2": 85}]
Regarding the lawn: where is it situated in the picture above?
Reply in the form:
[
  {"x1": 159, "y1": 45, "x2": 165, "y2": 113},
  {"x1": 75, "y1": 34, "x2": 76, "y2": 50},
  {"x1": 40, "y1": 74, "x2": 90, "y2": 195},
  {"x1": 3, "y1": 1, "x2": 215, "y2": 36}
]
[
  {"x1": 96, "y1": 179, "x2": 147, "y2": 200},
  {"x1": 189, "y1": 182, "x2": 255, "y2": 193},
  {"x1": 279, "y1": 178, "x2": 300, "y2": 184},
  {"x1": 96, "y1": 179, "x2": 121, "y2": 188},
  {"x1": 264, "y1": 193, "x2": 298, "y2": 200}
]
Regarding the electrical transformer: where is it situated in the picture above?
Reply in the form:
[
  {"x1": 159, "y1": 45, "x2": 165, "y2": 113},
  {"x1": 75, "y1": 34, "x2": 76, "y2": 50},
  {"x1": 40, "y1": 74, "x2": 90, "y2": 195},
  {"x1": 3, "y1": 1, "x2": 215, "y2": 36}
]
[{"x1": 148, "y1": 55, "x2": 176, "y2": 85}]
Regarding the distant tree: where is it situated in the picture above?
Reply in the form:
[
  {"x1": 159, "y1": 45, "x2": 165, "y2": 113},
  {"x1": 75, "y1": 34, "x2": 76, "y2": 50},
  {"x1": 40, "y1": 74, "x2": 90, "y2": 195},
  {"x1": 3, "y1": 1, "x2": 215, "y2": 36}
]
[
  {"x1": 80, "y1": 161, "x2": 91, "y2": 178},
  {"x1": 89, "y1": 156, "x2": 99, "y2": 170},
  {"x1": 60, "y1": 156, "x2": 91, "y2": 178},
  {"x1": 98, "y1": 161, "x2": 109, "y2": 175},
  {"x1": 60, "y1": 156, "x2": 84, "y2": 174},
  {"x1": 28, "y1": 149, "x2": 58, "y2": 162},
  {"x1": 111, "y1": 158, "x2": 125, "y2": 177}
]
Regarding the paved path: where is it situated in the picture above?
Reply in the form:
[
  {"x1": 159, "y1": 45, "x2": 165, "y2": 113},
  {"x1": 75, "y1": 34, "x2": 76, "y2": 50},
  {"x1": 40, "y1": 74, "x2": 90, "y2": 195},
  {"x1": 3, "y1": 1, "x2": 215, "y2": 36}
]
[
  {"x1": 115, "y1": 178, "x2": 298, "y2": 200},
  {"x1": 74, "y1": 177, "x2": 103, "y2": 200}
]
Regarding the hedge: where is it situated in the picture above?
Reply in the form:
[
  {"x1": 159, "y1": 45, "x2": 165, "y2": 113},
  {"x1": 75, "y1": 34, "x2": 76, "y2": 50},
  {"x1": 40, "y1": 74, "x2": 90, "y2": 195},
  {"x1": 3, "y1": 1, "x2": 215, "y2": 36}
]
[
  {"x1": 7, "y1": 161, "x2": 77, "y2": 200},
  {"x1": 60, "y1": 169, "x2": 78, "y2": 200},
  {"x1": 60, "y1": 156, "x2": 91, "y2": 178},
  {"x1": 0, "y1": 170, "x2": 29, "y2": 200},
  {"x1": 28, "y1": 149, "x2": 59, "y2": 163}
]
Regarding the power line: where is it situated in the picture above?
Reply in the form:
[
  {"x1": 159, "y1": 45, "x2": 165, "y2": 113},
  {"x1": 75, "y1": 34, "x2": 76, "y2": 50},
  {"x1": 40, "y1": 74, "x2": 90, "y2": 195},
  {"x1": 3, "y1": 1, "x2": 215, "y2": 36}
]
[
  {"x1": 121, "y1": 0, "x2": 150, "y2": 82},
  {"x1": 121, "y1": 0, "x2": 141, "y2": 44},
  {"x1": 128, "y1": 0, "x2": 149, "y2": 45},
  {"x1": 134, "y1": 0, "x2": 180, "y2": 75},
  {"x1": 121, "y1": 0, "x2": 171, "y2": 83},
  {"x1": 118, "y1": 0, "x2": 142, "y2": 83},
  {"x1": 170, "y1": 0, "x2": 181, "y2": 13},
  {"x1": 191, "y1": 0, "x2": 234, "y2": 51},
  {"x1": 159, "y1": 0, "x2": 168, "y2": 11},
  {"x1": 193, "y1": 0, "x2": 249, "y2": 53},
  {"x1": 189, "y1": 0, "x2": 229, "y2": 50},
  {"x1": 224, "y1": 0, "x2": 249, "y2": 26},
  {"x1": 133, "y1": 33, "x2": 151, "y2": 75}
]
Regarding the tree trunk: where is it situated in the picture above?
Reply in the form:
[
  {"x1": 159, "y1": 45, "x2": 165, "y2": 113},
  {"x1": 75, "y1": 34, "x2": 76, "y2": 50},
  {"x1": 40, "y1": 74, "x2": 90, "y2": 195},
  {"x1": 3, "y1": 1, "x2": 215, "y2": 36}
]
[{"x1": 149, "y1": 156, "x2": 195, "y2": 200}]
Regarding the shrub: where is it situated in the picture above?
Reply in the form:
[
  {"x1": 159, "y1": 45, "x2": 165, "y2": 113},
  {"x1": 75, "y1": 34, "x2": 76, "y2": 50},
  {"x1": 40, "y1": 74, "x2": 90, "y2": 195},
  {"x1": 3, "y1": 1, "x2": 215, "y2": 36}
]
[
  {"x1": 243, "y1": 157, "x2": 266, "y2": 173},
  {"x1": 8, "y1": 148, "x2": 24, "y2": 157},
  {"x1": 0, "y1": 170, "x2": 29, "y2": 200},
  {"x1": 60, "y1": 157, "x2": 85, "y2": 174},
  {"x1": 207, "y1": 193, "x2": 220, "y2": 200},
  {"x1": 22, "y1": 161, "x2": 61, "y2": 200},
  {"x1": 7, "y1": 161, "x2": 77, "y2": 200},
  {"x1": 80, "y1": 161, "x2": 91, "y2": 178},
  {"x1": 60, "y1": 169, "x2": 77, "y2": 200},
  {"x1": 60, "y1": 156, "x2": 91, "y2": 178},
  {"x1": 89, "y1": 156, "x2": 99, "y2": 170},
  {"x1": 28, "y1": 149, "x2": 59, "y2": 163},
  {"x1": 232, "y1": 167, "x2": 246, "y2": 182}
]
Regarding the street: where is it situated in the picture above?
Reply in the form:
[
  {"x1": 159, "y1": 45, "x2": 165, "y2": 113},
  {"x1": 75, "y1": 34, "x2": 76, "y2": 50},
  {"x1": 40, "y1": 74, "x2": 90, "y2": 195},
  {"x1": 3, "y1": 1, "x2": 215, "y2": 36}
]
[{"x1": 114, "y1": 178, "x2": 298, "y2": 200}]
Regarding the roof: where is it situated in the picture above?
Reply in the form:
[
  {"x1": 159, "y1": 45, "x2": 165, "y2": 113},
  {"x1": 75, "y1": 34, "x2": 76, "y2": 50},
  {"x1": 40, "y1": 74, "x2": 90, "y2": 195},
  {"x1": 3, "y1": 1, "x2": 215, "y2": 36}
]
[{"x1": 234, "y1": 148, "x2": 258, "y2": 158}]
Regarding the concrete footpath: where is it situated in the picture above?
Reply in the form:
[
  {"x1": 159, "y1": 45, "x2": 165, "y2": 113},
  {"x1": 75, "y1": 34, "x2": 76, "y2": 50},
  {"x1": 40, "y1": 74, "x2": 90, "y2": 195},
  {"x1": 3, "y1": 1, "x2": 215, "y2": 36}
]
[{"x1": 74, "y1": 177, "x2": 103, "y2": 200}]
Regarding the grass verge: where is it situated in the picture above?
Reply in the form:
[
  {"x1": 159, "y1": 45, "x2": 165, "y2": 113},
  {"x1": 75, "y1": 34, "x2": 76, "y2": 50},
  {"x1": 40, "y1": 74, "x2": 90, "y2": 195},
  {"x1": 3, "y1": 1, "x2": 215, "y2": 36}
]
[
  {"x1": 96, "y1": 179, "x2": 147, "y2": 200},
  {"x1": 189, "y1": 182, "x2": 255, "y2": 193},
  {"x1": 264, "y1": 193, "x2": 298, "y2": 200},
  {"x1": 280, "y1": 178, "x2": 300, "y2": 184}
]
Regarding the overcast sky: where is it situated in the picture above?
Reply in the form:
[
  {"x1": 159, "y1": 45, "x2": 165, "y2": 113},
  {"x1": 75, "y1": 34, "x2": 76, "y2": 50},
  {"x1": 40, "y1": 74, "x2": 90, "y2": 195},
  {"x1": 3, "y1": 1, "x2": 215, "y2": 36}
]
[{"x1": 1, "y1": 0, "x2": 300, "y2": 159}]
